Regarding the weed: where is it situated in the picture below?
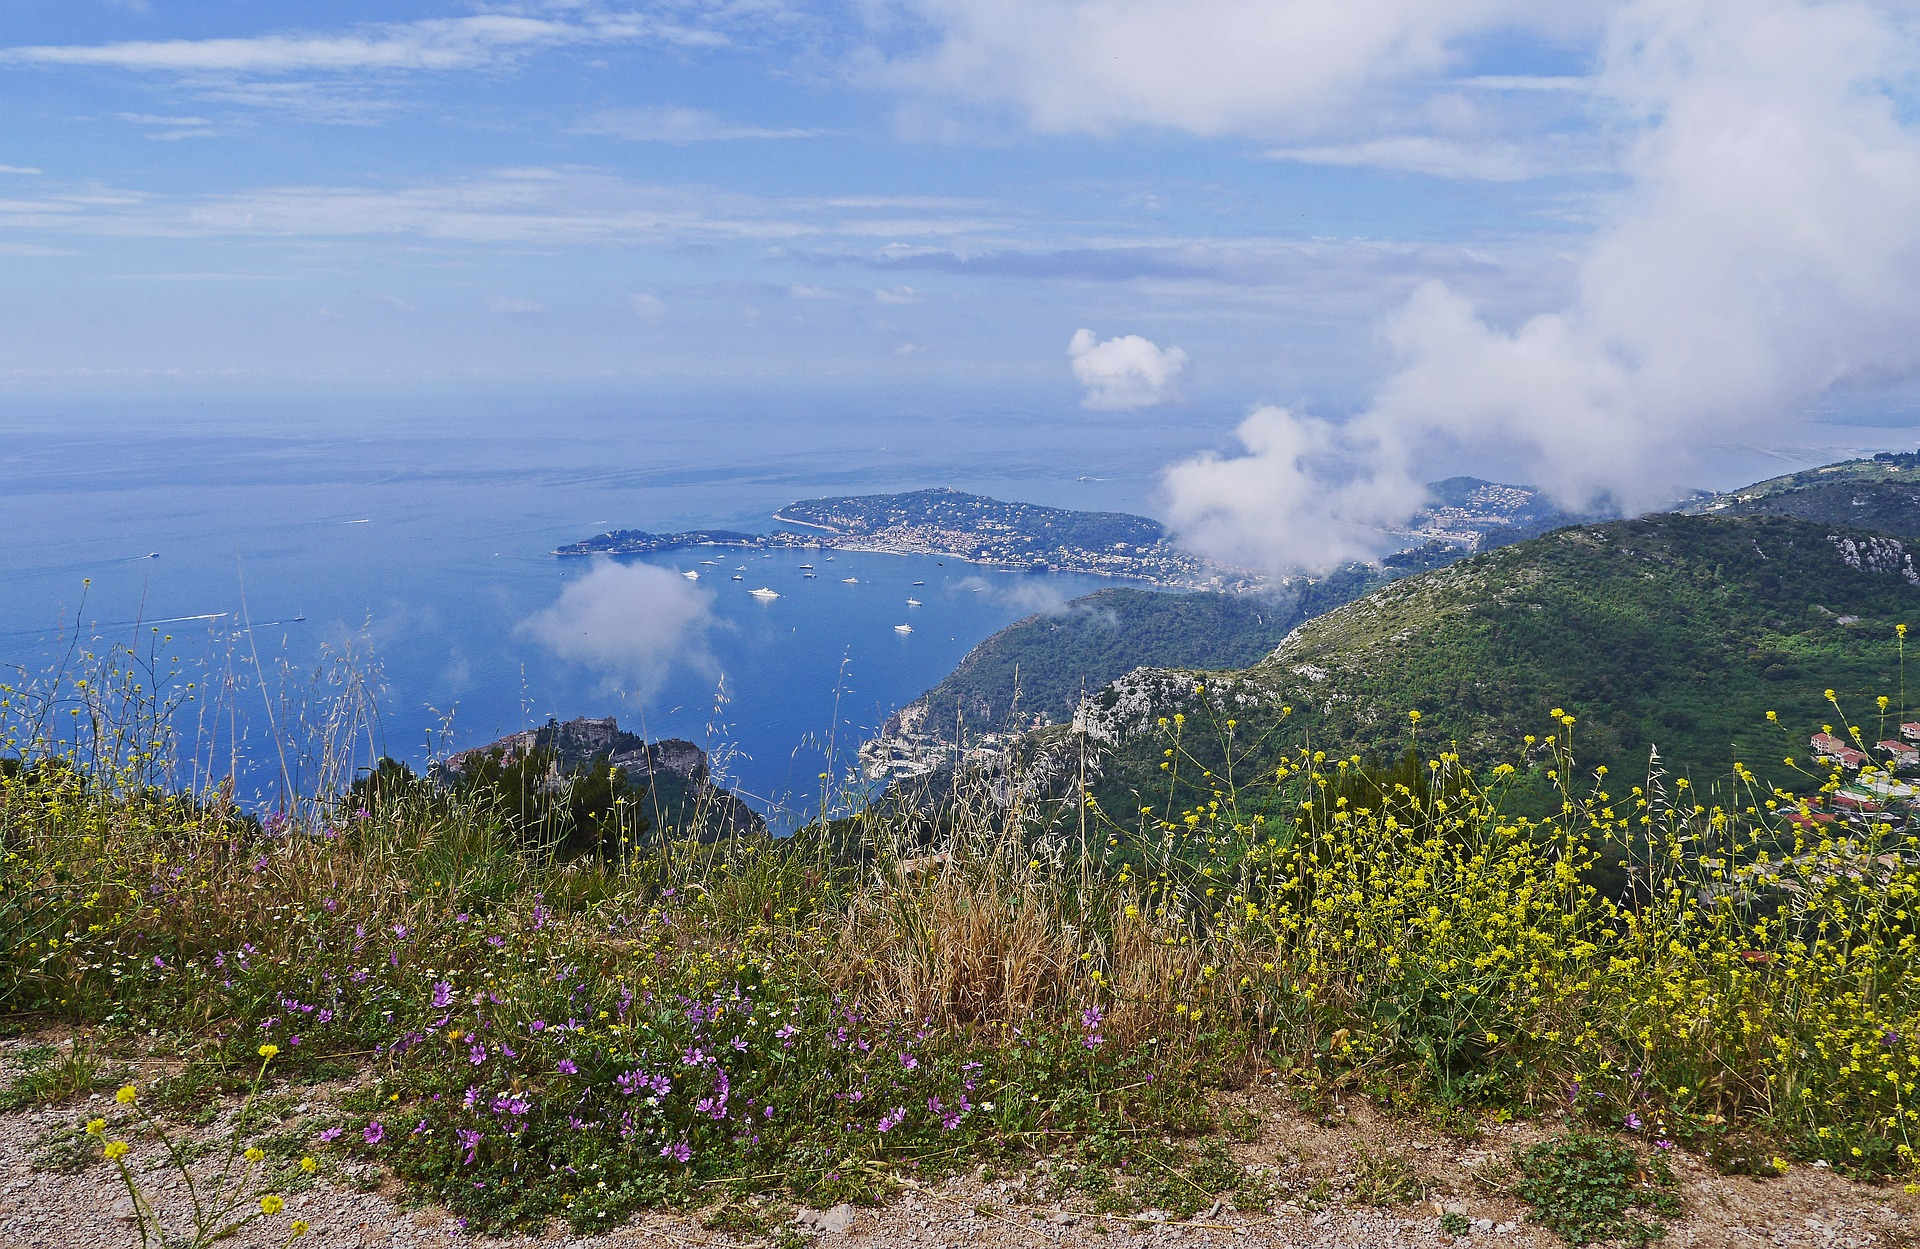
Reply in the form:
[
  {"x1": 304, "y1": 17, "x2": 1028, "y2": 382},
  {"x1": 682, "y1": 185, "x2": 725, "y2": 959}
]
[
  {"x1": 1512, "y1": 1130, "x2": 1679, "y2": 1246},
  {"x1": 1349, "y1": 1143, "x2": 1426, "y2": 1206},
  {"x1": 0, "y1": 1039, "x2": 110, "y2": 1109},
  {"x1": 1440, "y1": 1209, "x2": 1471, "y2": 1235},
  {"x1": 30, "y1": 1119, "x2": 100, "y2": 1174}
]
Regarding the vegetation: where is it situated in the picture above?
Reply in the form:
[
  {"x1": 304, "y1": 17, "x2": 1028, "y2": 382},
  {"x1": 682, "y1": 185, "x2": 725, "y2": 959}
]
[
  {"x1": 896, "y1": 572, "x2": 1384, "y2": 735},
  {"x1": 1069, "y1": 514, "x2": 1920, "y2": 812}
]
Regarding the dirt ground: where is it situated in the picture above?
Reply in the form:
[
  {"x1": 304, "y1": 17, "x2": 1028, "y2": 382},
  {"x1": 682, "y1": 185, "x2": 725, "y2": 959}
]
[{"x1": 1, "y1": 1031, "x2": 1912, "y2": 1249}]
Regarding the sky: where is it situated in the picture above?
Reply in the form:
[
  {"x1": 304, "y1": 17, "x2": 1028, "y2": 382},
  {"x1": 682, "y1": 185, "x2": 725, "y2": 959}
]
[{"x1": 6, "y1": 1, "x2": 1920, "y2": 569}]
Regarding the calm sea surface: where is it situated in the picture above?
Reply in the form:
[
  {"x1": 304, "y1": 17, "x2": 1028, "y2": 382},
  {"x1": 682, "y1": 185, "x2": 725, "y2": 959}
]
[{"x1": 0, "y1": 390, "x2": 1196, "y2": 824}]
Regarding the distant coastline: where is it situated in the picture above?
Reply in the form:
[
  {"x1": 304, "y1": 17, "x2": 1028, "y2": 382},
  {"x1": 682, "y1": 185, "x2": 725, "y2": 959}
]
[{"x1": 555, "y1": 488, "x2": 1264, "y2": 592}]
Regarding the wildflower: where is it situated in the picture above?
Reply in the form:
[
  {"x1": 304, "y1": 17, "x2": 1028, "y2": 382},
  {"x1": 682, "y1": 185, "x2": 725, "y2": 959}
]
[
  {"x1": 431, "y1": 981, "x2": 453, "y2": 1009},
  {"x1": 660, "y1": 1141, "x2": 691, "y2": 1163},
  {"x1": 1624, "y1": 1113, "x2": 1642, "y2": 1130},
  {"x1": 245, "y1": 1147, "x2": 265, "y2": 1163},
  {"x1": 557, "y1": 1059, "x2": 579, "y2": 1075},
  {"x1": 103, "y1": 1140, "x2": 131, "y2": 1161},
  {"x1": 458, "y1": 1128, "x2": 482, "y2": 1165},
  {"x1": 315, "y1": 1127, "x2": 343, "y2": 1144},
  {"x1": 877, "y1": 1107, "x2": 907, "y2": 1133},
  {"x1": 364, "y1": 1122, "x2": 385, "y2": 1147},
  {"x1": 85, "y1": 1119, "x2": 105, "y2": 1136},
  {"x1": 290, "y1": 1221, "x2": 310, "y2": 1238},
  {"x1": 258, "y1": 1044, "x2": 279, "y2": 1060},
  {"x1": 1655, "y1": 1139, "x2": 1674, "y2": 1151},
  {"x1": 775, "y1": 1023, "x2": 797, "y2": 1045},
  {"x1": 300, "y1": 1156, "x2": 317, "y2": 1173},
  {"x1": 115, "y1": 1085, "x2": 137, "y2": 1105},
  {"x1": 260, "y1": 1195, "x2": 284, "y2": 1215},
  {"x1": 899, "y1": 1052, "x2": 918, "y2": 1071}
]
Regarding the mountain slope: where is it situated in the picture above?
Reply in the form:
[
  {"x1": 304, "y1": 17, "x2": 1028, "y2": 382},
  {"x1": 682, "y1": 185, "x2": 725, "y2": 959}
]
[
  {"x1": 1687, "y1": 452, "x2": 1920, "y2": 537},
  {"x1": 1070, "y1": 514, "x2": 1920, "y2": 800}
]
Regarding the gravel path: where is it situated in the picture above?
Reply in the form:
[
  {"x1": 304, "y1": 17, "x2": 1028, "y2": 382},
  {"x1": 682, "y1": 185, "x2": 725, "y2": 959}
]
[{"x1": 1, "y1": 1034, "x2": 1912, "y2": 1249}]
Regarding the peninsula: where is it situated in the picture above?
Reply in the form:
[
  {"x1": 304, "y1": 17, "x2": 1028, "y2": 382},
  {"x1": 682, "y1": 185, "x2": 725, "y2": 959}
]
[{"x1": 554, "y1": 487, "x2": 1264, "y2": 590}]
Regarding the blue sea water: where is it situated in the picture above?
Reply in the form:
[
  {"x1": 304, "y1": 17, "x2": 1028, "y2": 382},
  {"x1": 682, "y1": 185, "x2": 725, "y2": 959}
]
[{"x1": 0, "y1": 389, "x2": 1194, "y2": 824}]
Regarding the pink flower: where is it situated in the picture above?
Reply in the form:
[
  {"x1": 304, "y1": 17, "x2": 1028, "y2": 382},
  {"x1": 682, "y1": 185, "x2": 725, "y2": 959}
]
[{"x1": 364, "y1": 1121, "x2": 386, "y2": 1147}]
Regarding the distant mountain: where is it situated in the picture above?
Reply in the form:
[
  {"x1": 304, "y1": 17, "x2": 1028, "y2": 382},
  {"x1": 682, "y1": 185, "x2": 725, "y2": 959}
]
[
  {"x1": 1685, "y1": 451, "x2": 1920, "y2": 538},
  {"x1": 1059, "y1": 513, "x2": 1920, "y2": 810},
  {"x1": 443, "y1": 717, "x2": 763, "y2": 839}
]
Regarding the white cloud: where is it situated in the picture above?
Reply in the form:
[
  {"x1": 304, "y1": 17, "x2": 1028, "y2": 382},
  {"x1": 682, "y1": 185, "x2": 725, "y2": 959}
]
[
  {"x1": 871, "y1": 0, "x2": 1603, "y2": 138},
  {"x1": 580, "y1": 106, "x2": 829, "y2": 142},
  {"x1": 1162, "y1": 0, "x2": 1920, "y2": 573},
  {"x1": 521, "y1": 560, "x2": 716, "y2": 695},
  {"x1": 1067, "y1": 328, "x2": 1188, "y2": 409},
  {"x1": 365, "y1": 291, "x2": 415, "y2": 313},
  {"x1": 0, "y1": 164, "x2": 41, "y2": 175},
  {"x1": 1, "y1": 14, "x2": 721, "y2": 75},
  {"x1": 893, "y1": 341, "x2": 925, "y2": 355},
  {"x1": 628, "y1": 293, "x2": 667, "y2": 322},
  {"x1": 788, "y1": 284, "x2": 836, "y2": 299},
  {"x1": 873, "y1": 284, "x2": 921, "y2": 304},
  {"x1": 114, "y1": 112, "x2": 212, "y2": 126},
  {"x1": 1268, "y1": 136, "x2": 1544, "y2": 181},
  {"x1": 484, "y1": 295, "x2": 544, "y2": 314}
]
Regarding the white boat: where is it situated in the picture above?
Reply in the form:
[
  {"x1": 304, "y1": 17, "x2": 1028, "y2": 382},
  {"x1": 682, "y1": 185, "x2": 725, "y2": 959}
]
[
  {"x1": 683, "y1": 570, "x2": 700, "y2": 580},
  {"x1": 894, "y1": 624, "x2": 913, "y2": 635},
  {"x1": 803, "y1": 572, "x2": 817, "y2": 579},
  {"x1": 906, "y1": 598, "x2": 921, "y2": 607},
  {"x1": 841, "y1": 577, "x2": 858, "y2": 584},
  {"x1": 749, "y1": 587, "x2": 780, "y2": 600},
  {"x1": 701, "y1": 559, "x2": 718, "y2": 565},
  {"x1": 799, "y1": 563, "x2": 814, "y2": 569},
  {"x1": 731, "y1": 574, "x2": 743, "y2": 581},
  {"x1": 912, "y1": 580, "x2": 924, "y2": 586}
]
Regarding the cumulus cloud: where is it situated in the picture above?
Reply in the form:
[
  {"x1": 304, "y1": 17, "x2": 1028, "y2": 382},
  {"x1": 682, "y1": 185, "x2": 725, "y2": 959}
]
[
  {"x1": 521, "y1": 561, "x2": 716, "y2": 695},
  {"x1": 1163, "y1": 0, "x2": 1920, "y2": 572},
  {"x1": 1068, "y1": 328, "x2": 1188, "y2": 409},
  {"x1": 872, "y1": 0, "x2": 1602, "y2": 138}
]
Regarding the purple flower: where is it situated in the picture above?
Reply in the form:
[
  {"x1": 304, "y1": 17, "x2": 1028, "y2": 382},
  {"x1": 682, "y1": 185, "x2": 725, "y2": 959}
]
[
  {"x1": 731, "y1": 1035, "x2": 748, "y2": 1052},
  {"x1": 556, "y1": 1059, "x2": 578, "y2": 1076},
  {"x1": 463, "y1": 1086, "x2": 481, "y2": 1109},
  {"x1": 457, "y1": 1128, "x2": 482, "y2": 1165},
  {"x1": 681, "y1": 1046, "x2": 705, "y2": 1067},
  {"x1": 392, "y1": 924, "x2": 408, "y2": 940},
  {"x1": 776, "y1": 1023, "x2": 798, "y2": 1046},
  {"x1": 899, "y1": 1053, "x2": 918, "y2": 1071},
  {"x1": 469, "y1": 1042, "x2": 486, "y2": 1066},
  {"x1": 316, "y1": 1009, "x2": 332, "y2": 1025},
  {"x1": 323, "y1": 898, "x2": 337, "y2": 912},
  {"x1": 1655, "y1": 1139, "x2": 1674, "y2": 1151},
  {"x1": 1081, "y1": 1005, "x2": 1104, "y2": 1030},
  {"x1": 152, "y1": 955, "x2": 166, "y2": 969},
  {"x1": 1624, "y1": 1113, "x2": 1643, "y2": 1131},
  {"x1": 877, "y1": 1107, "x2": 907, "y2": 1133},
  {"x1": 431, "y1": 981, "x2": 453, "y2": 1009},
  {"x1": 316, "y1": 1127, "x2": 343, "y2": 1144},
  {"x1": 660, "y1": 1141, "x2": 691, "y2": 1163},
  {"x1": 487, "y1": 935, "x2": 505, "y2": 948},
  {"x1": 364, "y1": 1121, "x2": 386, "y2": 1147}
]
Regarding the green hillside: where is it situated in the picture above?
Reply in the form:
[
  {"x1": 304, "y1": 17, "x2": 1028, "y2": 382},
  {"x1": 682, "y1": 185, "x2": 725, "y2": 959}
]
[
  {"x1": 1071, "y1": 513, "x2": 1920, "y2": 803},
  {"x1": 888, "y1": 567, "x2": 1389, "y2": 737},
  {"x1": 1687, "y1": 451, "x2": 1920, "y2": 536}
]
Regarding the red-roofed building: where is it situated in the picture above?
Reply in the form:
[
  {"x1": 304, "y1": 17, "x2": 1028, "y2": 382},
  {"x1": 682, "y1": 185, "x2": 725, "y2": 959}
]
[
  {"x1": 1880, "y1": 739, "x2": 1920, "y2": 768},
  {"x1": 1901, "y1": 722, "x2": 1920, "y2": 743},
  {"x1": 1811, "y1": 732, "x2": 1868, "y2": 769}
]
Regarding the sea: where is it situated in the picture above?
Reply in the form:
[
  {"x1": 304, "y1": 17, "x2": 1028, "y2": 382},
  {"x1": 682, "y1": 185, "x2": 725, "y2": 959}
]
[{"x1": 0, "y1": 388, "x2": 1209, "y2": 826}]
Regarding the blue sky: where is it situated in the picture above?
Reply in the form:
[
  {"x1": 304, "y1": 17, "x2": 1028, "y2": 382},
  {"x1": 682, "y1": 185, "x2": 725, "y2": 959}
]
[{"x1": 5, "y1": 2, "x2": 1920, "y2": 566}]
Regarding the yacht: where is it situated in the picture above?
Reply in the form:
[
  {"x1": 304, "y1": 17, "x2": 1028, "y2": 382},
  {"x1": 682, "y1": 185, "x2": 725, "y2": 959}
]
[
  {"x1": 911, "y1": 580, "x2": 924, "y2": 586},
  {"x1": 894, "y1": 624, "x2": 913, "y2": 635},
  {"x1": 799, "y1": 563, "x2": 814, "y2": 569},
  {"x1": 906, "y1": 598, "x2": 921, "y2": 607},
  {"x1": 749, "y1": 587, "x2": 781, "y2": 600},
  {"x1": 841, "y1": 577, "x2": 859, "y2": 584},
  {"x1": 731, "y1": 573, "x2": 743, "y2": 581},
  {"x1": 683, "y1": 570, "x2": 700, "y2": 580},
  {"x1": 803, "y1": 572, "x2": 817, "y2": 579}
]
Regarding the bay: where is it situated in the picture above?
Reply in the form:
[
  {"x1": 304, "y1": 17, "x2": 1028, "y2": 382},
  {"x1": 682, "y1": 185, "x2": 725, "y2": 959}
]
[{"x1": 0, "y1": 390, "x2": 1180, "y2": 825}]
